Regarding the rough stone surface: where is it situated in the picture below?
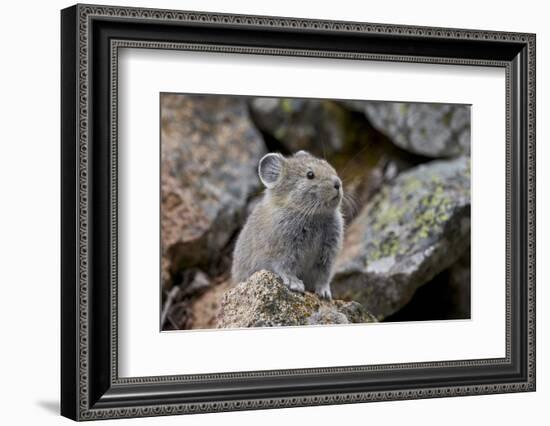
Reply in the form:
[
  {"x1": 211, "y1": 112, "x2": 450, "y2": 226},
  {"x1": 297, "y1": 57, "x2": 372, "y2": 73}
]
[
  {"x1": 248, "y1": 98, "x2": 353, "y2": 157},
  {"x1": 190, "y1": 279, "x2": 233, "y2": 330},
  {"x1": 360, "y1": 102, "x2": 470, "y2": 158},
  {"x1": 161, "y1": 94, "x2": 266, "y2": 288},
  {"x1": 218, "y1": 270, "x2": 376, "y2": 328},
  {"x1": 332, "y1": 156, "x2": 471, "y2": 319}
]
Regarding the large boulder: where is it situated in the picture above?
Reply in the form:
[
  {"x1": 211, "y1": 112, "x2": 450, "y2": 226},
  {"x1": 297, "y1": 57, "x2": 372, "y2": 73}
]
[
  {"x1": 332, "y1": 156, "x2": 471, "y2": 319},
  {"x1": 248, "y1": 98, "x2": 353, "y2": 157},
  {"x1": 218, "y1": 270, "x2": 376, "y2": 328},
  {"x1": 358, "y1": 102, "x2": 470, "y2": 158},
  {"x1": 161, "y1": 94, "x2": 266, "y2": 288}
]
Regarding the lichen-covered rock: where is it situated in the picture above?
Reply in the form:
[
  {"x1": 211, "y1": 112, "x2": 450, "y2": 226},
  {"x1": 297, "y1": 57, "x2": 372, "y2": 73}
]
[
  {"x1": 359, "y1": 102, "x2": 470, "y2": 158},
  {"x1": 218, "y1": 270, "x2": 376, "y2": 328},
  {"x1": 332, "y1": 156, "x2": 471, "y2": 319},
  {"x1": 161, "y1": 94, "x2": 266, "y2": 288},
  {"x1": 248, "y1": 98, "x2": 353, "y2": 157}
]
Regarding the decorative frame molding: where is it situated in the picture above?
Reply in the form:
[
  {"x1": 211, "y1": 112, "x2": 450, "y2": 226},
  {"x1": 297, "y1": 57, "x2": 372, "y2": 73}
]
[{"x1": 61, "y1": 3, "x2": 536, "y2": 421}]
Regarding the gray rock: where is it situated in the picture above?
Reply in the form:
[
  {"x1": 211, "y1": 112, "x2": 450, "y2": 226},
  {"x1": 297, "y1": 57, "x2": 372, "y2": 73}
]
[
  {"x1": 332, "y1": 156, "x2": 471, "y2": 319},
  {"x1": 249, "y1": 98, "x2": 353, "y2": 156},
  {"x1": 161, "y1": 94, "x2": 266, "y2": 288},
  {"x1": 359, "y1": 102, "x2": 470, "y2": 158},
  {"x1": 307, "y1": 308, "x2": 349, "y2": 325},
  {"x1": 218, "y1": 270, "x2": 376, "y2": 328}
]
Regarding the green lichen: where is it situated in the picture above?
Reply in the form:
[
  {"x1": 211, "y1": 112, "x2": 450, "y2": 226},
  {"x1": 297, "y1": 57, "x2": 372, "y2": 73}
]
[
  {"x1": 369, "y1": 232, "x2": 400, "y2": 261},
  {"x1": 402, "y1": 177, "x2": 422, "y2": 193},
  {"x1": 413, "y1": 189, "x2": 453, "y2": 241},
  {"x1": 370, "y1": 191, "x2": 408, "y2": 232},
  {"x1": 362, "y1": 169, "x2": 463, "y2": 262}
]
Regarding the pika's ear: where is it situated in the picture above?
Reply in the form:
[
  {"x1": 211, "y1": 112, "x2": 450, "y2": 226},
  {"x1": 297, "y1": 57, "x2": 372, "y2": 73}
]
[
  {"x1": 295, "y1": 150, "x2": 311, "y2": 158},
  {"x1": 258, "y1": 153, "x2": 285, "y2": 188}
]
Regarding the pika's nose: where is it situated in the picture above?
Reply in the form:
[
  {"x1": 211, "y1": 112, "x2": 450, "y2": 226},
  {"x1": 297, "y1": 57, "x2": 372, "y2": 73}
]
[{"x1": 333, "y1": 177, "x2": 341, "y2": 191}]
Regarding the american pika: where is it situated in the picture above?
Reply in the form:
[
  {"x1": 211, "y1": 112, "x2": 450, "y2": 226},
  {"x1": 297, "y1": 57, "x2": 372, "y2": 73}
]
[{"x1": 232, "y1": 151, "x2": 344, "y2": 299}]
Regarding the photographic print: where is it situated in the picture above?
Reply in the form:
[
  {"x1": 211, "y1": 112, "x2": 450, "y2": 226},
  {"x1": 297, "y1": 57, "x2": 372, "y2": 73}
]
[
  {"x1": 160, "y1": 94, "x2": 471, "y2": 331},
  {"x1": 61, "y1": 6, "x2": 535, "y2": 419}
]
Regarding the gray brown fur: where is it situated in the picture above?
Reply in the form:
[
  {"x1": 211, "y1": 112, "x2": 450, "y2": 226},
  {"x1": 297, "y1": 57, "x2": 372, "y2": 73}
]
[{"x1": 232, "y1": 151, "x2": 344, "y2": 299}]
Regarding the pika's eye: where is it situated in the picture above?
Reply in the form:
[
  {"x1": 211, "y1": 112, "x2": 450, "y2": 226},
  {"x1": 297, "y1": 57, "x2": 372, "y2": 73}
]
[{"x1": 306, "y1": 171, "x2": 315, "y2": 179}]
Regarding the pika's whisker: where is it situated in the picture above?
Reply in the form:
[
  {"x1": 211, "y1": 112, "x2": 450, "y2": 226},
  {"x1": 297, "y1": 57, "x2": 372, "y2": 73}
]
[{"x1": 342, "y1": 192, "x2": 360, "y2": 218}]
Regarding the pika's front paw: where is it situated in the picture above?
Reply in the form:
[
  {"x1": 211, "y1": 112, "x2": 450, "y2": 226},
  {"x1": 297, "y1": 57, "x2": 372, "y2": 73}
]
[
  {"x1": 280, "y1": 274, "x2": 305, "y2": 293},
  {"x1": 316, "y1": 287, "x2": 332, "y2": 300}
]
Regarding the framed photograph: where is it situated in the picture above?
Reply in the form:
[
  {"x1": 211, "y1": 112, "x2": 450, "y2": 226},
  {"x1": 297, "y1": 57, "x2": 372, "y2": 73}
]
[{"x1": 61, "y1": 4, "x2": 536, "y2": 421}]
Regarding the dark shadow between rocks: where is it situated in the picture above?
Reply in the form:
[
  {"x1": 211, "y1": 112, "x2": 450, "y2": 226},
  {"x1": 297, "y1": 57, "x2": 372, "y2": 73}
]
[{"x1": 383, "y1": 268, "x2": 471, "y2": 322}]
